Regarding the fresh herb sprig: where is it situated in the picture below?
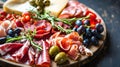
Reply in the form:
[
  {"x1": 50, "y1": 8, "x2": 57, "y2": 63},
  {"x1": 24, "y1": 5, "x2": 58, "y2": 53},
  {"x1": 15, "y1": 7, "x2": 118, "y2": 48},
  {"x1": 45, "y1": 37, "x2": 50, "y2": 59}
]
[
  {"x1": 55, "y1": 16, "x2": 89, "y2": 26},
  {"x1": 26, "y1": 30, "x2": 42, "y2": 51},
  {"x1": 30, "y1": 10, "x2": 89, "y2": 34},
  {"x1": 6, "y1": 36, "x2": 24, "y2": 43},
  {"x1": 6, "y1": 29, "x2": 42, "y2": 51},
  {"x1": 30, "y1": 11, "x2": 74, "y2": 34}
]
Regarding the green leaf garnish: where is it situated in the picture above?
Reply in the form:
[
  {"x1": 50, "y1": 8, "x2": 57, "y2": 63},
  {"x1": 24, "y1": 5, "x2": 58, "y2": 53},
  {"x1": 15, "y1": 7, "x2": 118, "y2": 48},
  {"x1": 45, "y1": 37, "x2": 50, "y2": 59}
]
[{"x1": 6, "y1": 36, "x2": 24, "y2": 43}]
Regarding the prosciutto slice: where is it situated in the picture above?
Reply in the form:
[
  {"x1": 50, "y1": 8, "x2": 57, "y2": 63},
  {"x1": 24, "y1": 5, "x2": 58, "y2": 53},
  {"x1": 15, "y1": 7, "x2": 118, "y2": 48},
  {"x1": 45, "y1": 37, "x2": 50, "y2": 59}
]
[
  {"x1": 67, "y1": 44, "x2": 80, "y2": 60},
  {"x1": 0, "y1": 43, "x2": 23, "y2": 56},
  {"x1": 12, "y1": 40, "x2": 30, "y2": 62},
  {"x1": 36, "y1": 40, "x2": 50, "y2": 67}
]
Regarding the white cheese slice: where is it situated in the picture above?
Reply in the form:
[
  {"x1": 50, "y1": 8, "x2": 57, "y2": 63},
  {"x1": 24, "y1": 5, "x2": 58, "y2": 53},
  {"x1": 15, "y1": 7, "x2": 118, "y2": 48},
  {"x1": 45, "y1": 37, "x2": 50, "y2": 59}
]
[{"x1": 3, "y1": 0, "x2": 68, "y2": 17}]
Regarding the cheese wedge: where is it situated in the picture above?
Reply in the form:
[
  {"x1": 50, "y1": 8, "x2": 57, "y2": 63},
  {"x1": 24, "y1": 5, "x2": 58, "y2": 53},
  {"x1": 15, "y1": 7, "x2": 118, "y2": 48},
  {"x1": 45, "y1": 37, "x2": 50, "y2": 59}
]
[
  {"x1": 3, "y1": 0, "x2": 68, "y2": 17},
  {"x1": 45, "y1": 0, "x2": 68, "y2": 17}
]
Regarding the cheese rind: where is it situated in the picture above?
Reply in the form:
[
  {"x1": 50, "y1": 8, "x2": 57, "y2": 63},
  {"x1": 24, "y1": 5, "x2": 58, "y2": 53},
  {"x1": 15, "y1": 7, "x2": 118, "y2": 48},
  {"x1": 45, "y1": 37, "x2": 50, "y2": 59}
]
[{"x1": 3, "y1": 0, "x2": 68, "y2": 17}]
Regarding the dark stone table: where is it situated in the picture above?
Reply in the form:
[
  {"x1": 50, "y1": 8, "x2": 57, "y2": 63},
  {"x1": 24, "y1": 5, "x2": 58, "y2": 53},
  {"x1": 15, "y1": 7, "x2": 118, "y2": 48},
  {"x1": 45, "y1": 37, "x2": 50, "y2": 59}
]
[{"x1": 79, "y1": 0, "x2": 120, "y2": 67}]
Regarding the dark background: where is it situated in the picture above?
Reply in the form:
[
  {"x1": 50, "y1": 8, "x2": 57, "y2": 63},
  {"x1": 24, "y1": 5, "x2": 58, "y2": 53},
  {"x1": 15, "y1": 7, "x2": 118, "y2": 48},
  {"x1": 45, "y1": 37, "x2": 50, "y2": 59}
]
[
  {"x1": 0, "y1": 0, "x2": 120, "y2": 67},
  {"x1": 78, "y1": 0, "x2": 120, "y2": 67}
]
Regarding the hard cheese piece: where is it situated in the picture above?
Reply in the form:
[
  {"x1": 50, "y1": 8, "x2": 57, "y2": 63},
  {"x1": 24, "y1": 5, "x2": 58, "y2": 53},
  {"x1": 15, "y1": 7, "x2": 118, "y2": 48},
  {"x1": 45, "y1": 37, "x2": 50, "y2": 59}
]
[
  {"x1": 3, "y1": 0, "x2": 35, "y2": 15},
  {"x1": 3, "y1": 0, "x2": 68, "y2": 17},
  {"x1": 45, "y1": 0, "x2": 69, "y2": 17}
]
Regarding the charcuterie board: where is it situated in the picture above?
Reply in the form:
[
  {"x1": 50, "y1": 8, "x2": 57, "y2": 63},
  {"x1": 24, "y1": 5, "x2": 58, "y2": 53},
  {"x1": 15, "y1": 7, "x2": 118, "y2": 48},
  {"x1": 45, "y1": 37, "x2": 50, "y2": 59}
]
[{"x1": 0, "y1": 0, "x2": 106, "y2": 67}]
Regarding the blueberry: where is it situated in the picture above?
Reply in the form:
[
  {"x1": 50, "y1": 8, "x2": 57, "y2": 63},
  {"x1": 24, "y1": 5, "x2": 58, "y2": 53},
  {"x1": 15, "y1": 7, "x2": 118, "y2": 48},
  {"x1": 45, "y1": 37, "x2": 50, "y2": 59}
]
[
  {"x1": 96, "y1": 34, "x2": 103, "y2": 40},
  {"x1": 85, "y1": 28, "x2": 92, "y2": 38},
  {"x1": 91, "y1": 36, "x2": 99, "y2": 46},
  {"x1": 0, "y1": 37, "x2": 6, "y2": 44},
  {"x1": 75, "y1": 20, "x2": 82, "y2": 26},
  {"x1": 91, "y1": 29, "x2": 98, "y2": 36},
  {"x1": 83, "y1": 39, "x2": 90, "y2": 47},
  {"x1": 96, "y1": 23, "x2": 104, "y2": 33},
  {"x1": 91, "y1": 29, "x2": 103, "y2": 40},
  {"x1": 7, "y1": 29, "x2": 15, "y2": 37},
  {"x1": 83, "y1": 20, "x2": 90, "y2": 26},
  {"x1": 77, "y1": 25, "x2": 86, "y2": 35},
  {"x1": 83, "y1": 34, "x2": 88, "y2": 40},
  {"x1": 14, "y1": 28, "x2": 22, "y2": 35},
  {"x1": 72, "y1": 27, "x2": 77, "y2": 31}
]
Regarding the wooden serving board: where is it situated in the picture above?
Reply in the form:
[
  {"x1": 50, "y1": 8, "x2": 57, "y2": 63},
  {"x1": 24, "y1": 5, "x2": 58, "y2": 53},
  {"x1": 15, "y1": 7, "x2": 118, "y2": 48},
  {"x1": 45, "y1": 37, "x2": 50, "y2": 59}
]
[{"x1": 0, "y1": 7, "x2": 106, "y2": 67}]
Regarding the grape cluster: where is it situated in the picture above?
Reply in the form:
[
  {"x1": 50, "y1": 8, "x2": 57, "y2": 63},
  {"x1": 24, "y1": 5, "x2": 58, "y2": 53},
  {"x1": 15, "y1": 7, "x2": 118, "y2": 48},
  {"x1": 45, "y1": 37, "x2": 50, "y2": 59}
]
[{"x1": 73, "y1": 19, "x2": 104, "y2": 47}]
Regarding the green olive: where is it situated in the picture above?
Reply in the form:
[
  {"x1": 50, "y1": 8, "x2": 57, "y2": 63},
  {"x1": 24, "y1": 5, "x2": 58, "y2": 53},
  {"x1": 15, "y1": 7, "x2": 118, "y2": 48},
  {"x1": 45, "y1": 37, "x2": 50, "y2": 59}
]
[
  {"x1": 44, "y1": 0, "x2": 50, "y2": 6},
  {"x1": 49, "y1": 45, "x2": 60, "y2": 58},
  {"x1": 54, "y1": 52, "x2": 67, "y2": 64},
  {"x1": 29, "y1": 0, "x2": 36, "y2": 6}
]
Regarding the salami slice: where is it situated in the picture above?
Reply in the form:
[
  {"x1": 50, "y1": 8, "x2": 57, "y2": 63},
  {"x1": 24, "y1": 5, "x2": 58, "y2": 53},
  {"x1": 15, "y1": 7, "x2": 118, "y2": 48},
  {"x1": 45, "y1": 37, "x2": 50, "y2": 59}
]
[{"x1": 36, "y1": 40, "x2": 50, "y2": 67}]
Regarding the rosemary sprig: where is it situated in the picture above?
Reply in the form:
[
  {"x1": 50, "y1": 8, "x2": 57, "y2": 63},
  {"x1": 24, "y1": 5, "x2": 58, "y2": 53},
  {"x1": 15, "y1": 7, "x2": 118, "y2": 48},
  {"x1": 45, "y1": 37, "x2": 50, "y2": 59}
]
[
  {"x1": 6, "y1": 36, "x2": 24, "y2": 43},
  {"x1": 55, "y1": 25, "x2": 73, "y2": 34},
  {"x1": 30, "y1": 10, "x2": 89, "y2": 34},
  {"x1": 6, "y1": 29, "x2": 42, "y2": 51},
  {"x1": 26, "y1": 30, "x2": 42, "y2": 51},
  {"x1": 56, "y1": 16, "x2": 90, "y2": 26},
  {"x1": 30, "y1": 11, "x2": 73, "y2": 34}
]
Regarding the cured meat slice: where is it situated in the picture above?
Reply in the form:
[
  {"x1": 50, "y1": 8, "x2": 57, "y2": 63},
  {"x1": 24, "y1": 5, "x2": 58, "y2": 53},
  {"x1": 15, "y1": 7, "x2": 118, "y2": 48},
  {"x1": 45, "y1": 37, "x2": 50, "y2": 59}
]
[
  {"x1": 0, "y1": 43, "x2": 23, "y2": 56},
  {"x1": 59, "y1": 38, "x2": 72, "y2": 52},
  {"x1": 12, "y1": 40, "x2": 30, "y2": 62},
  {"x1": 59, "y1": 0, "x2": 88, "y2": 18},
  {"x1": 28, "y1": 47, "x2": 35, "y2": 65},
  {"x1": 49, "y1": 32, "x2": 60, "y2": 40},
  {"x1": 67, "y1": 44, "x2": 80, "y2": 60},
  {"x1": 0, "y1": 26, "x2": 7, "y2": 37},
  {"x1": 79, "y1": 45, "x2": 93, "y2": 56},
  {"x1": 33, "y1": 20, "x2": 52, "y2": 39},
  {"x1": 65, "y1": 32, "x2": 80, "y2": 41},
  {"x1": 36, "y1": 40, "x2": 50, "y2": 67},
  {"x1": 34, "y1": 20, "x2": 52, "y2": 32},
  {"x1": 34, "y1": 40, "x2": 43, "y2": 64}
]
